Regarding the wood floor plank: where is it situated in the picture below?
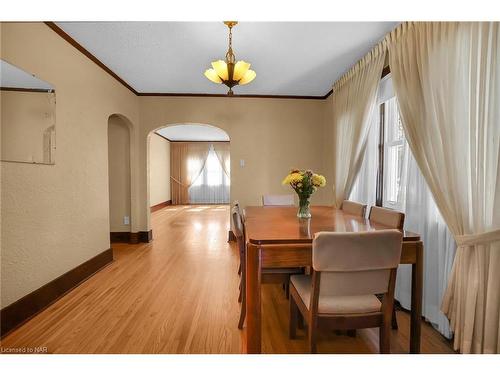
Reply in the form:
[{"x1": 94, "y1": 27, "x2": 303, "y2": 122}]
[{"x1": 0, "y1": 205, "x2": 454, "y2": 354}]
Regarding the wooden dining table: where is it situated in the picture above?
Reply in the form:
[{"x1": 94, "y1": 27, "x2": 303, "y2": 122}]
[{"x1": 243, "y1": 205, "x2": 423, "y2": 354}]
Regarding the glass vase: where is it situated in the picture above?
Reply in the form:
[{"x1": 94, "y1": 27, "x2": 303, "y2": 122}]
[{"x1": 297, "y1": 197, "x2": 311, "y2": 218}]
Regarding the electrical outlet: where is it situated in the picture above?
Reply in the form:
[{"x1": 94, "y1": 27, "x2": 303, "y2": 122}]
[
  {"x1": 123, "y1": 216, "x2": 130, "y2": 225},
  {"x1": 240, "y1": 159, "x2": 245, "y2": 167}
]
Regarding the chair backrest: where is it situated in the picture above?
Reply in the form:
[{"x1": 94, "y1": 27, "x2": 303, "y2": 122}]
[
  {"x1": 341, "y1": 200, "x2": 367, "y2": 217},
  {"x1": 262, "y1": 194, "x2": 294, "y2": 206},
  {"x1": 369, "y1": 206, "x2": 405, "y2": 230},
  {"x1": 312, "y1": 230, "x2": 403, "y2": 296},
  {"x1": 231, "y1": 205, "x2": 245, "y2": 252}
]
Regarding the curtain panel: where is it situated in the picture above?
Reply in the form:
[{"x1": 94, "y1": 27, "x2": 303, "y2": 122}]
[
  {"x1": 386, "y1": 22, "x2": 500, "y2": 353},
  {"x1": 170, "y1": 142, "x2": 211, "y2": 205},
  {"x1": 330, "y1": 42, "x2": 387, "y2": 208},
  {"x1": 213, "y1": 142, "x2": 231, "y2": 179}
]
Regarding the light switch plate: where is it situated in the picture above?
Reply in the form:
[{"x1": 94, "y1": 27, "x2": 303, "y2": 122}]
[
  {"x1": 123, "y1": 216, "x2": 130, "y2": 225},
  {"x1": 240, "y1": 159, "x2": 245, "y2": 167}
]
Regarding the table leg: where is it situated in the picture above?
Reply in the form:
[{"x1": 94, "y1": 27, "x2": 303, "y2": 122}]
[
  {"x1": 245, "y1": 243, "x2": 262, "y2": 354},
  {"x1": 410, "y1": 241, "x2": 423, "y2": 354}
]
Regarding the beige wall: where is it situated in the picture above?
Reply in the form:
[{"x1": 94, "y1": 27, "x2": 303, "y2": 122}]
[
  {"x1": 138, "y1": 97, "x2": 331, "y2": 230},
  {"x1": 1, "y1": 90, "x2": 56, "y2": 164},
  {"x1": 0, "y1": 22, "x2": 139, "y2": 308},
  {"x1": 0, "y1": 22, "x2": 335, "y2": 309},
  {"x1": 148, "y1": 133, "x2": 170, "y2": 206},
  {"x1": 108, "y1": 115, "x2": 131, "y2": 232}
]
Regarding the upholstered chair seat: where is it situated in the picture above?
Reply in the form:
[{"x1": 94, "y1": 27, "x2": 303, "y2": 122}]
[{"x1": 290, "y1": 274, "x2": 381, "y2": 315}]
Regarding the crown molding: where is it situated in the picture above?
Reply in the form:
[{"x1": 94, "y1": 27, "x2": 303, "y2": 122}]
[
  {"x1": 44, "y1": 22, "x2": 139, "y2": 95},
  {"x1": 44, "y1": 22, "x2": 333, "y2": 100}
]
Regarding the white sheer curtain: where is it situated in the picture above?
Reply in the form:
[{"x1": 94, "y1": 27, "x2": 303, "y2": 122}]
[
  {"x1": 188, "y1": 144, "x2": 230, "y2": 204},
  {"x1": 348, "y1": 103, "x2": 379, "y2": 209},
  {"x1": 387, "y1": 22, "x2": 500, "y2": 353},
  {"x1": 213, "y1": 142, "x2": 230, "y2": 180},
  {"x1": 351, "y1": 75, "x2": 457, "y2": 338},
  {"x1": 330, "y1": 43, "x2": 386, "y2": 208},
  {"x1": 349, "y1": 74, "x2": 391, "y2": 208}
]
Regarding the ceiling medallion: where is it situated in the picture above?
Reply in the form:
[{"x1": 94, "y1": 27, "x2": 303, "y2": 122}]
[{"x1": 204, "y1": 21, "x2": 256, "y2": 96}]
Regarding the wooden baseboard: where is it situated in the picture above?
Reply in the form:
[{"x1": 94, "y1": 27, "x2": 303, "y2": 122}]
[
  {"x1": 110, "y1": 230, "x2": 153, "y2": 244},
  {"x1": 0, "y1": 248, "x2": 113, "y2": 338},
  {"x1": 150, "y1": 200, "x2": 172, "y2": 213}
]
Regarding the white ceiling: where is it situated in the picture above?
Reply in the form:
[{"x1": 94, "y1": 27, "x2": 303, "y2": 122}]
[
  {"x1": 55, "y1": 22, "x2": 398, "y2": 96},
  {"x1": 156, "y1": 124, "x2": 229, "y2": 141},
  {"x1": 0, "y1": 60, "x2": 54, "y2": 90}
]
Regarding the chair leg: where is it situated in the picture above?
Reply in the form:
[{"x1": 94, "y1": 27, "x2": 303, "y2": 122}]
[
  {"x1": 285, "y1": 282, "x2": 290, "y2": 299},
  {"x1": 391, "y1": 306, "x2": 398, "y2": 330},
  {"x1": 308, "y1": 319, "x2": 318, "y2": 354},
  {"x1": 297, "y1": 312, "x2": 304, "y2": 330},
  {"x1": 238, "y1": 259, "x2": 246, "y2": 329},
  {"x1": 289, "y1": 296, "x2": 298, "y2": 339},
  {"x1": 238, "y1": 280, "x2": 246, "y2": 329},
  {"x1": 238, "y1": 262, "x2": 241, "y2": 276},
  {"x1": 238, "y1": 280, "x2": 242, "y2": 303},
  {"x1": 379, "y1": 323, "x2": 391, "y2": 354}
]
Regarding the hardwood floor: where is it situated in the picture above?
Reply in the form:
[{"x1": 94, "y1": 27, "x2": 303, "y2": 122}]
[{"x1": 0, "y1": 205, "x2": 454, "y2": 354}]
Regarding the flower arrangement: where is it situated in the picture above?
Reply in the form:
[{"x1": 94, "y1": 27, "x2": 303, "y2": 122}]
[{"x1": 282, "y1": 169, "x2": 326, "y2": 218}]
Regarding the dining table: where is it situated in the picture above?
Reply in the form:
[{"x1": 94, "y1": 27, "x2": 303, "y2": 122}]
[{"x1": 243, "y1": 205, "x2": 423, "y2": 354}]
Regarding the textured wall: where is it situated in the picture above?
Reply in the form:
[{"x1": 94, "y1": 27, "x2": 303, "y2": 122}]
[
  {"x1": 0, "y1": 22, "x2": 334, "y2": 309},
  {"x1": 138, "y1": 97, "x2": 331, "y2": 230},
  {"x1": 0, "y1": 23, "x2": 139, "y2": 308},
  {"x1": 148, "y1": 133, "x2": 170, "y2": 207}
]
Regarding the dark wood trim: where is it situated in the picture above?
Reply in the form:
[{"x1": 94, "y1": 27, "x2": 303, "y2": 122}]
[
  {"x1": 153, "y1": 132, "x2": 172, "y2": 142},
  {"x1": 0, "y1": 248, "x2": 113, "y2": 338},
  {"x1": 139, "y1": 92, "x2": 327, "y2": 100},
  {"x1": 110, "y1": 231, "x2": 153, "y2": 244},
  {"x1": 0, "y1": 86, "x2": 53, "y2": 93},
  {"x1": 44, "y1": 22, "x2": 139, "y2": 95},
  {"x1": 139, "y1": 230, "x2": 153, "y2": 243},
  {"x1": 322, "y1": 89, "x2": 333, "y2": 100},
  {"x1": 110, "y1": 232, "x2": 131, "y2": 243},
  {"x1": 151, "y1": 200, "x2": 172, "y2": 213},
  {"x1": 228, "y1": 230, "x2": 236, "y2": 242},
  {"x1": 168, "y1": 140, "x2": 230, "y2": 143}
]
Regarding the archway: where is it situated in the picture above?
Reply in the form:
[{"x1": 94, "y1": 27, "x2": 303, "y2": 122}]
[
  {"x1": 146, "y1": 122, "x2": 231, "y2": 224},
  {"x1": 108, "y1": 114, "x2": 133, "y2": 242}
]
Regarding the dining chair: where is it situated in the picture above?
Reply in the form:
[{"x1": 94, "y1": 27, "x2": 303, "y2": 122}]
[
  {"x1": 368, "y1": 205, "x2": 405, "y2": 329},
  {"x1": 368, "y1": 206, "x2": 405, "y2": 230},
  {"x1": 232, "y1": 206, "x2": 304, "y2": 329},
  {"x1": 341, "y1": 200, "x2": 367, "y2": 217},
  {"x1": 289, "y1": 230, "x2": 403, "y2": 353},
  {"x1": 262, "y1": 194, "x2": 294, "y2": 206}
]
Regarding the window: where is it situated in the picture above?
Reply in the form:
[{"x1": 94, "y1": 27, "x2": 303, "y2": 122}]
[
  {"x1": 381, "y1": 97, "x2": 407, "y2": 210},
  {"x1": 189, "y1": 144, "x2": 230, "y2": 204}
]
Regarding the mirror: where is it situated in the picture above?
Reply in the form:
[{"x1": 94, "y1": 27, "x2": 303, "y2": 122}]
[{"x1": 1, "y1": 59, "x2": 56, "y2": 164}]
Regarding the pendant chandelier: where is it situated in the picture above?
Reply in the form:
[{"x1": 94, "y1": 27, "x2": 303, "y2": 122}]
[{"x1": 204, "y1": 21, "x2": 256, "y2": 95}]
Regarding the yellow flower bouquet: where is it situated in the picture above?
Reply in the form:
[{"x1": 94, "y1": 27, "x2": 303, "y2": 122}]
[{"x1": 282, "y1": 169, "x2": 326, "y2": 218}]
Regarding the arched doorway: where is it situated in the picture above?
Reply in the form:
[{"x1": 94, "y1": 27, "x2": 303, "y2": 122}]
[
  {"x1": 146, "y1": 123, "x2": 230, "y2": 215},
  {"x1": 108, "y1": 114, "x2": 133, "y2": 242}
]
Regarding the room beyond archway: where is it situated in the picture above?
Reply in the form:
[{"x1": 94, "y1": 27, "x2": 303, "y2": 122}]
[{"x1": 147, "y1": 123, "x2": 231, "y2": 212}]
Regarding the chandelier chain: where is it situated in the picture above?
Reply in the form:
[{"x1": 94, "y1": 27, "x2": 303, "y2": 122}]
[{"x1": 225, "y1": 24, "x2": 235, "y2": 64}]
